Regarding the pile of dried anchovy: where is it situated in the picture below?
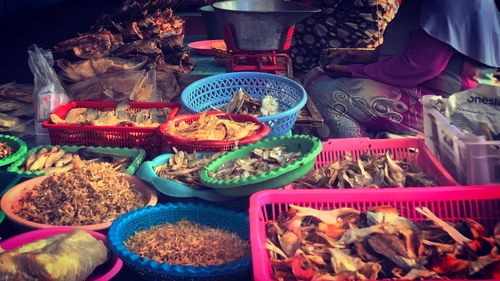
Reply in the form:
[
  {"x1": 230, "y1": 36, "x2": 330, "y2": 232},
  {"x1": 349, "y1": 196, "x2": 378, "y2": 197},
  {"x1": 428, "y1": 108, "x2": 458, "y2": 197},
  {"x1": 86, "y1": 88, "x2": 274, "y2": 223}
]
[
  {"x1": 212, "y1": 146, "x2": 302, "y2": 180},
  {"x1": 155, "y1": 149, "x2": 221, "y2": 188},
  {"x1": 295, "y1": 152, "x2": 436, "y2": 188},
  {"x1": 126, "y1": 220, "x2": 250, "y2": 266},
  {"x1": 266, "y1": 205, "x2": 500, "y2": 280},
  {"x1": 0, "y1": 142, "x2": 13, "y2": 158},
  {"x1": 15, "y1": 162, "x2": 146, "y2": 226}
]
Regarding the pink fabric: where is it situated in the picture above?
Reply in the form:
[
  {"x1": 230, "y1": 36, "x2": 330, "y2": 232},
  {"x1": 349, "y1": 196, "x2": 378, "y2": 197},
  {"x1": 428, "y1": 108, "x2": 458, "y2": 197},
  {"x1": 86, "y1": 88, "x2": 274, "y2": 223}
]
[{"x1": 348, "y1": 30, "x2": 455, "y2": 88}]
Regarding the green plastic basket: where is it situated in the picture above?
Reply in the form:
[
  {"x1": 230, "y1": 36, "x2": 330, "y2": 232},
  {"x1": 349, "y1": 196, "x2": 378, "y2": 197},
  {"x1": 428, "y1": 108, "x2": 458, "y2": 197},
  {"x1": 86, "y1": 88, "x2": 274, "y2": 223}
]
[
  {"x1": 7, "y1": 145, "x2": 146, "y2": 178},
  {"x1": 200, "y1": 135, "x2": 322, "y2": 197},
  {"x1": 0, "y1": 134, "x2": 27, "y2": 168}
]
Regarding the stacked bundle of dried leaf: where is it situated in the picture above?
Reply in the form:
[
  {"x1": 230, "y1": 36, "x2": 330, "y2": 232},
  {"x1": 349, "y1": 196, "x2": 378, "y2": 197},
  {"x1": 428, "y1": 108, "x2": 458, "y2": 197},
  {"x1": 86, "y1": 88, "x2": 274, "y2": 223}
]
[
  {"x1": 0, "y1": 83, "x2": 34, "y2": 137},
  {"x1": 52, "y1": 0, "x2": 194, "y2": 102}
]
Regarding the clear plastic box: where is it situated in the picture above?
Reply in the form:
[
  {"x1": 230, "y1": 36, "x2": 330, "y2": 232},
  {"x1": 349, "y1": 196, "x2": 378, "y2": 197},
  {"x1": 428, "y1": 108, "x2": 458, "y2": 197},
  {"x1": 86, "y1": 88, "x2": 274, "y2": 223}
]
[{"x1": 423, "y1": 95, "x2": 500, "y2": 185}]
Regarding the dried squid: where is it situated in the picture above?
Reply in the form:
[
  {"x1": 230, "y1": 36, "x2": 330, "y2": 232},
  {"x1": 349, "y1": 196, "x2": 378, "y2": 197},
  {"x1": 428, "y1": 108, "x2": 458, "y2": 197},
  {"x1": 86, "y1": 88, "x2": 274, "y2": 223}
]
[
  {"x1": 266, "y1": 205, "x2": 500, "y2": 280},
  {"x1": 295, "y1": 152, "x2": 436, "y2": 189}
]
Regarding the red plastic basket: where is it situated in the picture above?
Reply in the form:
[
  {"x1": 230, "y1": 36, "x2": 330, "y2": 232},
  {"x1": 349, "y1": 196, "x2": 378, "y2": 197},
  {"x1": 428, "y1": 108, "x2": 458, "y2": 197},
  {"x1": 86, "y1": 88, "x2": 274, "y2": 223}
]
[
  {"x1": 42, "y1": 101, "x2": 180, "y2": 157},
  {"x1": 249, "y1": 186, "x2": 500, "y2": 281},
  {"x1": 159, "y1": 111, "x2": 270, "y2": 153},
  {"x1": 295, "y1": 137, "x2": 458, "y2": 187}
]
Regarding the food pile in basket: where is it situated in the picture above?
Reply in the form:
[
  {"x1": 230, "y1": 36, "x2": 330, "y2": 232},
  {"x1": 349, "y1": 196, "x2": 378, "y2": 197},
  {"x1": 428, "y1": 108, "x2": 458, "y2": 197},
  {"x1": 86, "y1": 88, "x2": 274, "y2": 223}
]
[
  {"x1": 224, "y1": 88, "x2": 279, "y2": 117},
  {"x1": 0, "y1": 142, "x2": 13, "y2": 158},
  {"x1": 265, "y1": 204, "x2": 500, "y2": 280}
]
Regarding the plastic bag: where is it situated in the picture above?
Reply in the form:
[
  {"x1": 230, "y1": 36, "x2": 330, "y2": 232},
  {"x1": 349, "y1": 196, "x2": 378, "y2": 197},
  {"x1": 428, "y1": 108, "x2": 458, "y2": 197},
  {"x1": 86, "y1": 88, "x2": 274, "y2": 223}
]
[
  {"x1": 28, "y1": 45, "x2": 70, "y2": 122},
  {"x1": 65, "y1": 66, "x2": 158, "y2": 102}
]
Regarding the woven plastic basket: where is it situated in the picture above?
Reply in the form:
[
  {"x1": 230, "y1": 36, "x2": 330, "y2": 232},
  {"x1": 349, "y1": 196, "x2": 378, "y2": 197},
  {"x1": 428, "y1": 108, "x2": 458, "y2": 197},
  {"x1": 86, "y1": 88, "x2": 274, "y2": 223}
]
[
  {"x1": 181, "y1": 72, "x2": 307, "y2": 137},
  {"x1": 8, "y1": 145, "x2": 146, "y2": 178},
  {"x1": 108, "y1": 203, "x2": 252, "y2": 280},
  {"x1": 42, "y1": 101, "x2": 180, "y2": 157},
  {"x1": 295, "y1": 137, "x2": 458, "y2": 187},
  {"x1": 159, "y1": 111, "x2": 270, "y2": 153},
  {"x1": 0, "y1": 134, "x2": 27, "y2": 168},
  {"x1": 249, "y1": 186, "x2": 500, "y2": 281}
]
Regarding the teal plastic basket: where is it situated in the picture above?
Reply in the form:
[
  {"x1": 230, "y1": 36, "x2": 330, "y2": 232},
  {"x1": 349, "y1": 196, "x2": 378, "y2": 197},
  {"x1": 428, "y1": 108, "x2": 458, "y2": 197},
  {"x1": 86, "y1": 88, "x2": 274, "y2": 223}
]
[
  {"x1": 0, "y1": 134, "x2": 27, "y2": 168},
  {"x1": 136, "y1": 153, "x2": 232, "y2": 202},
  {"x1": 108, "y1": 203, "x2": 251, "y2": 280},
  {"x1": 200, "y1": 135, "x2": 322, "y2": 196},
  {"x1": 8, "y1": 145, "x2": 146, "y2": 178}
]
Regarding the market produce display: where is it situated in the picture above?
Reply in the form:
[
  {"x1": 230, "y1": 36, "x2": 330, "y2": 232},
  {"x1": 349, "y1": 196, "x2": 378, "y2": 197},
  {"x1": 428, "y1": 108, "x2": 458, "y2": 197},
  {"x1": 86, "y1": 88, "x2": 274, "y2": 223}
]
[
  {"x1": 154, "y1": 149, "x2": 222, "y2": 189},
  {"x1": 224, "y1": 88, "x2": 279, "y2": 116},
  {"x1": 0, "y1": 229, "x2": 108, "y2": 281},
  {"x1": 211, "y1": 146, "x2": 303, "y2": 180},
  {"x1": 0, "y1": 142, "x2": 13, "y2": 158},
  {"x1": 125, "y1": 219, "x2": 250, "y2": 266},
  {"x1": 49, "y1": 103, "x2": 172, "y2": 127},
  {"x1": 165, "y1": 112, "x2": 261, "y2": 141},
  {"x1": 14, "y1": 162, "x2": 147, "y2": 226},
  {"x1": 295, "y1": 152, "x2": 436, "y2": 188},
  {"x1": 21, "y1": 146, "x2": 131, "y2": 174},
  {"x1": 265, "y1": 204, "x2": 500, "y2": 280}
]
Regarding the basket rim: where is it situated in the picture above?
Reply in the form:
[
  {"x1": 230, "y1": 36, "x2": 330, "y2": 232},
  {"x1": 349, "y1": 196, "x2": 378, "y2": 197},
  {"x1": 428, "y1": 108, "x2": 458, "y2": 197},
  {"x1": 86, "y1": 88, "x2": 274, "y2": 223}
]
[
  {"x1": 0, "y1": 134, "x2": 28, "y2": 168},
  {"x1": 7, "y1": 145, "x2": 146, "y2": 178},
  {"x1": 42, "y1": 101, "x2": 180, "y2": 131},
  {"x1": 108, "y1": 203, "x2": 252, "y2": 277},
  {"x1": 135, "y1": 152, "x2": 233, "y2": 202},
  {"x1": 180, "y1": 72, "x2": 308, "y2": 122},
  {"x1": 199, "y1": 134, "x2": 322, "y2": 189},
  {"x1": 159, "y1": 111, "x2": 270, "y2": 147}
]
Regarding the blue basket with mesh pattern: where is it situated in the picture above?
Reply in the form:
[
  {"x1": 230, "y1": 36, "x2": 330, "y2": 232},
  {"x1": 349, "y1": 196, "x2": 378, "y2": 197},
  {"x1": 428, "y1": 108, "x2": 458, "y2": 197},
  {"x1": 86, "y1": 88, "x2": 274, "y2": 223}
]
[
  {"x1": 181, "y1": 72, "x2": 307, "y2": 138},
  {"x1": 108, "y1": 203, "x2": 251, "y2": 280}
]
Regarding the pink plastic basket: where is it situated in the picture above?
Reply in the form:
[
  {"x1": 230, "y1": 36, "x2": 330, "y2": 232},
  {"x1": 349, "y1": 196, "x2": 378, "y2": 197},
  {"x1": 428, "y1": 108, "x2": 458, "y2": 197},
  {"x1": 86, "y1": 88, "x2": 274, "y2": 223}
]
[
  {"x1": 249, "y1": 186, "x2": 500, "y2": 281},
  {"x1": 297, "y1": 137, "x2": 458, "y2": 187},
  {"x1": 0, "y1": 227, "x2": 123, "y2": 281}
]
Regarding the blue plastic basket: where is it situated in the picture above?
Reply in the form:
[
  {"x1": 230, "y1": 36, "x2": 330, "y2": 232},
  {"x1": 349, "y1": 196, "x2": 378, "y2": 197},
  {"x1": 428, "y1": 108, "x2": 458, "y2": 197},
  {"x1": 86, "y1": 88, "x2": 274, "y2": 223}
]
[
  {"x1": 108, "y1": 203, "x2": 251, "y2": 280},
  {"x1": 181, "y1": 72, "x2": 307, "y2": 138}
]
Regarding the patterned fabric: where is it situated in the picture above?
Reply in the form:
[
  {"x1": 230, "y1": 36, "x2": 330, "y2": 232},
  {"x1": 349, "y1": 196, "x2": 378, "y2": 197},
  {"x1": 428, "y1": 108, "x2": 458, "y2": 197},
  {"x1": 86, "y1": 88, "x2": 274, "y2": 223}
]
[{"x1": 290, "y1": 0, "x2": 399, "y2": 71}]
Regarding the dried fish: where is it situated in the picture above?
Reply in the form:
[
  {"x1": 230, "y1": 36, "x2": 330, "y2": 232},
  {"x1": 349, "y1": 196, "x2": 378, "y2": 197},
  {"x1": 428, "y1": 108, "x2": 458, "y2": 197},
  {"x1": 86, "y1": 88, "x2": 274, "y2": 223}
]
[
  {"x1": 295, "y1": 152, "x2": 436, "y2": 188},
  {"x1": 154, "y1": 149, "x2": 221, "y2": 189},
  {"x1": 15, "y1": 162, "x2": 146, "y2": 226},
  {"x1": 0, "y1": 142, "x2": 13, "y2": 158},
  {"x1": 211, "y1": 146, "x2": 302, "y2": 180},
  {"x1": 266, "y1": 205, "x2": 500, "y2": 280},
  {"x1": 166, "y1": 112, "x2": 261, "y2": 141},
  {"x1": 224, "y1": 88, "x2": 279, "y2": 116},
  {"x1": 125, "y1": 220, "x2": 250, "y2": 266},
  {"x1": 50, "y1": 103, "x2": 171, "y2": 127}
]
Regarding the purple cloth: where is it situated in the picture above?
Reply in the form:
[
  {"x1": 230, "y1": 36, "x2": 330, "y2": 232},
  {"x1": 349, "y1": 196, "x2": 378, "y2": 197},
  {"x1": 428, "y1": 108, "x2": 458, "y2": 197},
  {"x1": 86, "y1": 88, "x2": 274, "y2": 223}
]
[{"x1": 347, "y1": 30, "x2": 454, "y2": 88}]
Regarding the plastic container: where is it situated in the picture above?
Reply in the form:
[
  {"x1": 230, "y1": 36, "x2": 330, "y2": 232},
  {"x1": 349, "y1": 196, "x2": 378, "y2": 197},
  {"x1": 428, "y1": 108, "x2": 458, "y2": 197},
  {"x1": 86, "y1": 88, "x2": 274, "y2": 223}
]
[
  {"x1": 423, "y1": 95, "x2": 500, "y2": 185},
  {"x1": 108, "y1": 203, "x2": 252, "y2": 280},
  {"x1": 42, "y1": 101, "x2": 180, "y2": 157},
  {"x1": 136, "y1": 152, "x2": 233, "y2": 202},
  {"x1": 0, "y1": 171, "x2": 20, "y2": 225},
  {"x1": 0, "y1": 227, "x2": 123, "y2": 281},
  {"x1": 301, "y1": 137, "x2": 458, "y2": 187},
  {"x1": 1, "y1": 175, "x2": 158, "y2": 231},
  {"x1": 159, "y1": 111, "x2": 270, "y2": 153},
  {"x1": 181, "y1": 72, "x2": 307, "y2": 137},
  {"x1": 8, "y1": 145, "x2": 146, "y2": 178},
  {"x1": 248, "y1": 186, "x2": 500, "y2": 281},
  {"x1": 200, "y1": 135, "x2": 322, "y2": 197},
  {"x1": 0, "y1": 134, "x2": 28, "y2": 168}
]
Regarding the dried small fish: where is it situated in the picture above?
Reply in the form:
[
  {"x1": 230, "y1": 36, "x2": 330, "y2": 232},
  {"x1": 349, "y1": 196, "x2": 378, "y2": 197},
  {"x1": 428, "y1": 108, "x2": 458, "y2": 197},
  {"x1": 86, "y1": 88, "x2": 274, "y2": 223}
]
[
  {"x1": 155, "y1": 149, "x2": 221, "y2": 189},
  {"x1": 295, "y1": 152, "x2": 436, "y2": 188},
  {"x1": 211, "y1": 146, "x2": 302, "y2": 180},
  {"x1": 266, "y1": 204, "x2": 500, "y2": 280},
  {"x1": 166, "y1": 112, "x2": 260, "y2": 141},
  {"x1": 0, "y1": 142, "x2": 13, "y2": 158},
  {"x1": 224, "y1": 88, "x2": 279, "y2": 116}
]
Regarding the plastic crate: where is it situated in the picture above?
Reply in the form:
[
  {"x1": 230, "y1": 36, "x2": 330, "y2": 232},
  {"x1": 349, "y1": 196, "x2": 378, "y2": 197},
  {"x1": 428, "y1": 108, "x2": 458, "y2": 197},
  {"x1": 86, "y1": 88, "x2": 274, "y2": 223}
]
[
  {"x1": 42, "y1": 101, "x2": 179, "y2": 158},
  {"x1": 303, "y1": 137, "x2": 458, "y2": 187},
  {"x1": 159, "y1": 111, "x2": 270, "y2": 153},
  {"x1": 249, "y1": 186, "x2": 500, "y2": 281},
  {"x1": 8, "y1": 145, "x2": 146, "y2": 178},
  {"x1": 181, "y1": 72, "x2": 307, "y2": 138},
  {"x1": 423, "y1": 95, "x2": 500, "y2": 185}
]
